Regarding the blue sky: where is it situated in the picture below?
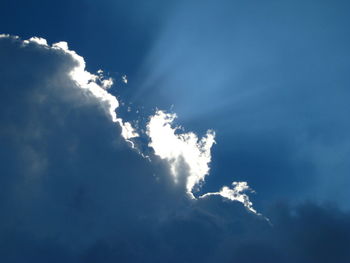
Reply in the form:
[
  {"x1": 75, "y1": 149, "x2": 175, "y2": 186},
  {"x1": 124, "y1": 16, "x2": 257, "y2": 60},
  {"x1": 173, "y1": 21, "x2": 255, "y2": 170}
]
[{"x1": 1, "y1": 0, "x2": 350, "y2": 262}]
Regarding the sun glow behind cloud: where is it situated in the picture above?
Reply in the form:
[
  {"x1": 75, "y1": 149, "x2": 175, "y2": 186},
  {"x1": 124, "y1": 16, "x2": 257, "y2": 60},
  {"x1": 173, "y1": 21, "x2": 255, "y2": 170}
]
[
  {"x1": 146, "y1": 110, "x2": 260, "y2": 214},
  {"x1": 51, "y1": 40, "x2": 139, "y2": 142},
  {"x1": 4, "y1": 34, "x2": 260, "y2": 216}
]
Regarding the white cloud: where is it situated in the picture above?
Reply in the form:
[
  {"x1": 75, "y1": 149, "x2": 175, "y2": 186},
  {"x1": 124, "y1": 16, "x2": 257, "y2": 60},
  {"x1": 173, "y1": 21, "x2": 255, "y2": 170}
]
[
  {"x1": 101, "y1": 78, "x2": 114, "y2": 89},
  {"x1": 147, "y1": 110, "x2": 215, "y2": 198},
  {"x1": 52, "y1": 41, "x2": 68, "y2": 50},
  {"x1": 50, "y1": 39, "x2": 138, "y2": 142},
  {"x1": 24, "y1": 37, "x2": 48, "y2": 46},
  {"x1": 200, "y1": 182, "x2": 258, "y2": 214},
  {"x1": 0, "y1": 33, "x2": 13, "y2": 38},
  {"x1": 1, "y1": 34, "x2": 260, "y2": 216},
  {"x1": 3, "y1": 35, "x2": 138, "y2": 144},
  {"x1": 146, "y1": 110, "x2": 263, "y2": 216},
  {"x1": 1, "y1": 32, "x2": 274, "y2": 261}
]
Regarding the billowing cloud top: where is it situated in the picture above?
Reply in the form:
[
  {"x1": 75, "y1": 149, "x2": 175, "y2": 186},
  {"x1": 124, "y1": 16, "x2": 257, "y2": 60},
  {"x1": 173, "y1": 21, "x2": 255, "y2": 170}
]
[
  {"x1": 1, "y1": 32, "x2": 350, "y2": 263},
  {"x1": 0, "y1": 34, "x2": 258, "y2": 213},
  {"x1": 147, "y1": 110, "x2": 215, "y2": 197},
  {"x1": 51, "y1": 39, "x2": 139, "y2": 142}
]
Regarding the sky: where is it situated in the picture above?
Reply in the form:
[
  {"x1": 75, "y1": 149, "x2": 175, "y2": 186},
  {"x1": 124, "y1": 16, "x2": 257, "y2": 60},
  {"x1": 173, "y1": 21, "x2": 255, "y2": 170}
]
[{"x1": 1, "y1": 0, "x2": 350, "y2": 262}]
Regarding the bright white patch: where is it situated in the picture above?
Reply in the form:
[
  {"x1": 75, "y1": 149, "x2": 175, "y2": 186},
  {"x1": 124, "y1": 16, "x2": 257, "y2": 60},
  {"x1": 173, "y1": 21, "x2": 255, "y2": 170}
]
[
  {"x1": 122, "y1": 75, "x2": 128, "y2": 84},
  {"x1": 147, "y1": 110, "x2": 215, "y2": 198},
  {"x1": 0, "y1": 34, "x2": 13, "y2": 38},
  {"x1": 52, "y1": 41, "x2": 68, "y2": 50},
  {"x1": 200, "y1": 182, "x2": 259, "y2": 214},
  {"x1": 96, "y1": 69, "x2": 113, "y2": 89},
  {"x1": 24, "y1": 37, "x2": 48, "y2": 46},
  {"x1": 101, "y1": 78, "x2": 113, "y2": 89}
]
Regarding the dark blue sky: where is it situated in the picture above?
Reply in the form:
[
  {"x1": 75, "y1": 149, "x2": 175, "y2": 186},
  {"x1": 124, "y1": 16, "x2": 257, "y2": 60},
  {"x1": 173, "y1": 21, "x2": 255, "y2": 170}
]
[{"x1": 1, "y1": 0, "x2": 350, "y2": 262}]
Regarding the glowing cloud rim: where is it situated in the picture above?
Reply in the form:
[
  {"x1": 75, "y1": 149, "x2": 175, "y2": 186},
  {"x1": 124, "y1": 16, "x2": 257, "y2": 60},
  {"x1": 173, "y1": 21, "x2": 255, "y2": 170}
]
[
  {"x1": 146, "y1": 110, "x2": 260, "y2": 215},
  {"x1": 1, "y1": 34, "x2": 261, "y2": 216},
  {"x1": 146, "y1": 110, "x2": 215, "y2": 198},
  {"x1": 13, "y1": 35, "x2": 139, "y2": 143}
]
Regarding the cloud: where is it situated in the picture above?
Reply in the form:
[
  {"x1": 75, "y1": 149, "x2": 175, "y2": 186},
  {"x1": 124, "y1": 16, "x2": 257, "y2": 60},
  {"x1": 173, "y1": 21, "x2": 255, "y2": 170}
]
[
  {"x1": 2, "y1": 33, "x2": 349, "y2": 263},
  {"x1": 0, "y1": 33, "x2": 183, "y2": 249},
  {"x1": 18, "y1": 36, "x2": 139, "y2": 144},
  {"x1": 0, "y1": 34, "x2": 257, "y2": 210},
  {"x1": 122, "y1": 75, "x2": 128, "y2": 84},
  {"x1": 126, "y1": 0, "x2": 350, "y2": 212},
  {"x1": 200, "y1": 182, "x2": 258, "y2": 214},
  {"x1": 51, "y1": 40, "x2": 139, "y2": 142},
  {"x1": 23, "y1": 36, "x2": 49, "y2": 46},
  {"x1": 3, "y1": 34, "x2": 261, "y2": 214},
  {"x1": 146, "y1": 110, "x2": 260, "y2": 214},
  {"x1": 147, "y1": 110, "x2": 216, "y2": 198}
]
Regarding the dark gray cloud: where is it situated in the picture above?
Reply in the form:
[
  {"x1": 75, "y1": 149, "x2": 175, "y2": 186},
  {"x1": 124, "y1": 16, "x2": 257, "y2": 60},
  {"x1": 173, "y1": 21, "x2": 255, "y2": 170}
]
[{"x1": 1, "y1": 35, "x2": 350, "y2": 263}]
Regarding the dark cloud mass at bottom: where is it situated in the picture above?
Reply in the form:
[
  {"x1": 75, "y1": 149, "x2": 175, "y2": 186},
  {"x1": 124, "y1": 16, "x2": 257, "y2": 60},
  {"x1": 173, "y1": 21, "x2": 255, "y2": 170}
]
[{"x1": 1, "y1": 36, "x2": 350, "y2": 263}]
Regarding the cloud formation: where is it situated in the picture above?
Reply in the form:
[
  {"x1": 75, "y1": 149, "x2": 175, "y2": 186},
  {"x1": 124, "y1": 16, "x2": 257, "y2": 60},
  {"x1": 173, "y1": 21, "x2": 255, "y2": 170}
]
[
  {"x1": 0, "y1": 34, "x2": 259, "y2": 214},
  {"x1": 20, "y1": 35, "x2": 140, "y2": 143},
  {"x1": 132, "y1": 0, "x2": 350, "y2": 210},
  {"x1": 55, "y1": 39, "x2": 139, "y2": 142},
  {"x1": 4, "y1": 33, "x2": 260, "y2": 211},
  {"x1": 146, "y1": 110, "x2": 260, "y2": 214},
  {"x1": 0, "y1": 33, "x2": 258, "y2": 213},
  {"x1": 147, "y1": 110, "x2": 215, "y2": 197},
  {"x1": 200, "y1": 182, "x2": 257, "y2": 214},
  {"x1": 1, "y1": 33, "x2": 349, "y2": 263}
]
